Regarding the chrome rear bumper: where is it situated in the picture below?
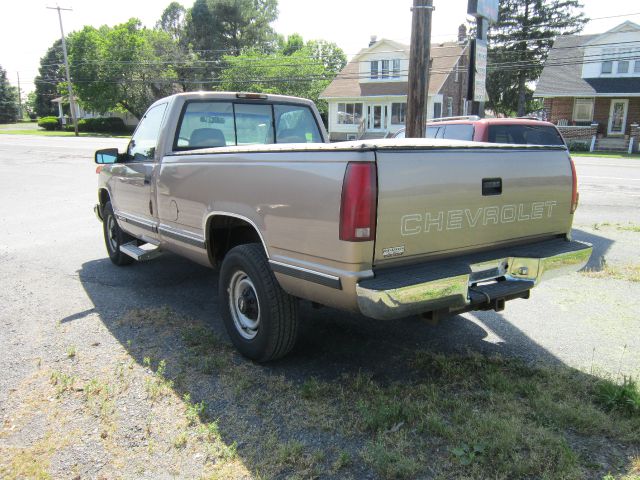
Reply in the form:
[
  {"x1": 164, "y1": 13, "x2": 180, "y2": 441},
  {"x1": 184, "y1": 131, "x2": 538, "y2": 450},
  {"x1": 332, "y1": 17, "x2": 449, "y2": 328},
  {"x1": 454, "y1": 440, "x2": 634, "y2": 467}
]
[{"x1": 356, "y1": 239, "x2": 592, "y2": 320}]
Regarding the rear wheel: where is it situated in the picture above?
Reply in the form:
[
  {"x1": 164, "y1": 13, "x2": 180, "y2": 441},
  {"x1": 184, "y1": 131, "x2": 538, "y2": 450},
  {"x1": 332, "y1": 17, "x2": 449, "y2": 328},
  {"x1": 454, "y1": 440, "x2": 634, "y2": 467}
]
[
  {"x1": 219, "y1": 243, "x2": 299, "y2": 362},
  {"x1": 102, "y1": 201, "x2": 135, "y2": 266}
]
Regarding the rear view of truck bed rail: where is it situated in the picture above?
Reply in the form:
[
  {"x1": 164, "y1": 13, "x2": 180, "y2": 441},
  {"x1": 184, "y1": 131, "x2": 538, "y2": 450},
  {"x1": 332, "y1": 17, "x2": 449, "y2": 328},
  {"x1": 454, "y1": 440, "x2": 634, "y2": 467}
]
[{"x1": 356, "y1": 238, "x2": 592, "y2": 320}]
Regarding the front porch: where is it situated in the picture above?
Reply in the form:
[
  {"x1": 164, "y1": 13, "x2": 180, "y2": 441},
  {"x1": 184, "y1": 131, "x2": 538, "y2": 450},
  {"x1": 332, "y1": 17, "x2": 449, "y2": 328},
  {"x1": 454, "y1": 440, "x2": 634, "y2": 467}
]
[{"x1": 544, "y1": 96, "x2": 640, "y2": 152}]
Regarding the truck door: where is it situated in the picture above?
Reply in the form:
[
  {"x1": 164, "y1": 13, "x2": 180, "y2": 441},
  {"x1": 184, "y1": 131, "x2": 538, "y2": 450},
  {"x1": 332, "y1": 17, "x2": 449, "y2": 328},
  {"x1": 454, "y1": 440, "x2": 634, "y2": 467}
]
[{"x1": 112, "y1": 103, "x2": 167, "y2": 239}]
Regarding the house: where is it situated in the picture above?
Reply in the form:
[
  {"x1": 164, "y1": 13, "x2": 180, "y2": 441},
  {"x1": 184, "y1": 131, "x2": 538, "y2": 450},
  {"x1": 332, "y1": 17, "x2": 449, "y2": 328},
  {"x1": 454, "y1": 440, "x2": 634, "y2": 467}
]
[
  {"x1": 320, "y1": 30, "x2": 470, "y2": 141},
  {"x1": 535, "y1": 21, "x2": 640, "y2": 152},
  {"x1": 51, "y1": 97, "x2": 138, "y2": 128}
]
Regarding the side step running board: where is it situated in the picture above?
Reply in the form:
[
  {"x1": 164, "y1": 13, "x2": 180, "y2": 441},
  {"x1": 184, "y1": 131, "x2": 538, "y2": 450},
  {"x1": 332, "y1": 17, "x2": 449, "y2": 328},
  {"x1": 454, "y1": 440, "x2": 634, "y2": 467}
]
[{"x1": 120, "y1": 242, "x2": 162, "y2": 261}]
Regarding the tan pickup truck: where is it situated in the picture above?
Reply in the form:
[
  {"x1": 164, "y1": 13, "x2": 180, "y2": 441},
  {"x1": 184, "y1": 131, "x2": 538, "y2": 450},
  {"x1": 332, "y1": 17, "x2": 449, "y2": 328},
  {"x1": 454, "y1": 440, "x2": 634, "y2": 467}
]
[{"x1": 94, "y1": 92, "x2": 592, "y2": 361}]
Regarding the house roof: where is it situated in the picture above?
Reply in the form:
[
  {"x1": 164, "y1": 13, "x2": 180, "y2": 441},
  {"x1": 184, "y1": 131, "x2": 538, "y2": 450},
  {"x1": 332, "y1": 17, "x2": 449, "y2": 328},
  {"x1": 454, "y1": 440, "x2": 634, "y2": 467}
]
[
  {"x1": 535, "y1": 22, "x2": 640, "y2": 98},
  {"x1": 320, "y1": 39, "x2": 465, "y2": 99}
]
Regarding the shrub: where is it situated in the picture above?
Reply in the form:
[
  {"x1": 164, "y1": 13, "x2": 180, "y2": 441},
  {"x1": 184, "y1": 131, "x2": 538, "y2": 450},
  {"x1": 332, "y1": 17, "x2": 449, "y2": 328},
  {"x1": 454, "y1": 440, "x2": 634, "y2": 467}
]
[
  {"x1": 37, "y1": 116, "x2": 59, "y2": 131},
  {"x1": 78, "y1": 116, "x2": 128, "y2": 133},
  {"x1": 596, "y1": 377, "x2": 640, "y2": 417},
  {"x1": 567, "y1": 141, "x2": 589, "y2": 152}
]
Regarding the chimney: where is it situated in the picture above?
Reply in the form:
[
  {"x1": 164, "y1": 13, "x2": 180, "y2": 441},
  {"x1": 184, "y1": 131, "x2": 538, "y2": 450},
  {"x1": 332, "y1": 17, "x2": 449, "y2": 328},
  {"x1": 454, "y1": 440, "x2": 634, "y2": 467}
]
[
  {"x1": 458, "y1": 24, "x2": 467, "y2": 43},
  {"x1": 369, "y1": 35, "x2": 377, "y2": 47}
]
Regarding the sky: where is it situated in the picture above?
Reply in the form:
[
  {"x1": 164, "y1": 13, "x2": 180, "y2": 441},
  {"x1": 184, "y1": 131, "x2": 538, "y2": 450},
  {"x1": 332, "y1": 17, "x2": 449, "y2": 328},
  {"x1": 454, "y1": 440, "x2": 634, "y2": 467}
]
[{"x1": 2, "y1": 0, "x2": 639, "y2": 96}]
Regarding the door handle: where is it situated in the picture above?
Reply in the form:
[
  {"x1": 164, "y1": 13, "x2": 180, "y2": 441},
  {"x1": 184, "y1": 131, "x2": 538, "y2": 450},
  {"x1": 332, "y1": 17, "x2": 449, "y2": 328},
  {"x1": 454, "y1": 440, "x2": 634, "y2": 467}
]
[{"x1": 482, "y1": 178, "x2": 502, "y2": 196}]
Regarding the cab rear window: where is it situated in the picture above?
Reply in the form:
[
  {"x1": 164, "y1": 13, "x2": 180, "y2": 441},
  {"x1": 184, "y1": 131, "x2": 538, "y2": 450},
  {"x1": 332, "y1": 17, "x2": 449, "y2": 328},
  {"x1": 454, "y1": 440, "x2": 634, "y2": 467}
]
[
  {"x1": 488, "y1": 125, "x2": 565, "y2": 146},
  {"x1": 174, "y1": 101, "x2": 322, "y2": 150}
]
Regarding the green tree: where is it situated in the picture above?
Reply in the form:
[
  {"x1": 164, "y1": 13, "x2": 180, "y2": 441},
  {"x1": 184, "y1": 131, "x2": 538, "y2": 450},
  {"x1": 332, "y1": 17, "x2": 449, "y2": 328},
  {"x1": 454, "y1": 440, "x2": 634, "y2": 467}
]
[
  {"x1": 281, "y1": 33, "x2": 304, "y2": 56},
  {"x1": 33, "y1": 40, "x2": 65, "y2": 117},
  {"x1": 219, "y1": 39, "x2": 346, "y2": 120},
  {"x1": 68, "y1": 19, "x2": 179, "y2": 119},
  {"x1": 156, "y1": 1, "x2": 187, "y2": 42},
  {"x1": 0, "y1": 65, "x2": 19, "y2": 123},
  {"x1": 487, "y1": 0, "x2": 588, "y2": 116},
  {"x1": 184, "y1": 0, "x2": 279, "y2": 57}
]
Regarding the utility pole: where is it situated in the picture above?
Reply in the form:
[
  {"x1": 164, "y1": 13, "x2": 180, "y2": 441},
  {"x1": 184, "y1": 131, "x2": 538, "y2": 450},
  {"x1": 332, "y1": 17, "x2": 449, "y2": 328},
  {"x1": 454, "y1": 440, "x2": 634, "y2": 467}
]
[
  {"x1": 16, "y1": 72, "x2": 23, "y2": 120},
  {"x1": 470, "y1": 17, "x2": 488, "y2": 117},
  {"x1": 405, "y1": 0, "x2": 433, "y2": 138},
  {"x1": 47, "y1": 5, "x2": 78, "y2": 136}
]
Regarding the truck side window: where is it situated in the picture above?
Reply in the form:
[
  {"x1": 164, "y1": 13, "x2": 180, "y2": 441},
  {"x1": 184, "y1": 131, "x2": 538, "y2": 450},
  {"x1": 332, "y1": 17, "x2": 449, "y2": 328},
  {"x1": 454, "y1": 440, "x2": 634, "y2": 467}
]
[
  {"x1": 442, "y1": 124, "x2": 474, "y2": 141},
  {"x1": 127, "y1": 103, "x2": 167, "y2": 161},
  {"x1": 234, "y1": 104, "x2": 274, "y2": 145},
  {"x1": 176, "y1": 101, "x2": 235, "y2": 150},
  {"x1": 274, "y1": 105, "x2": 322, "y2": 143}
]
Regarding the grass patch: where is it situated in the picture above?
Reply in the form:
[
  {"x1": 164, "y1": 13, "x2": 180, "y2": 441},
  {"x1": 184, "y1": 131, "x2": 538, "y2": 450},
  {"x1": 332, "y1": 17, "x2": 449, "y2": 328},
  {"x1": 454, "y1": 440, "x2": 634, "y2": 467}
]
[
  {"x1": 582, "y1": 264, "x2": 640, "y2": 282},
  {"x1": 0, "y1": 129, "x2": 129, "y2": 138},
  {"x1": 11, "y1": 306, "x2": 638, "y2": 479},
  {"x1": 571, "y1": 152, "x2": 640, "y2": 159}
]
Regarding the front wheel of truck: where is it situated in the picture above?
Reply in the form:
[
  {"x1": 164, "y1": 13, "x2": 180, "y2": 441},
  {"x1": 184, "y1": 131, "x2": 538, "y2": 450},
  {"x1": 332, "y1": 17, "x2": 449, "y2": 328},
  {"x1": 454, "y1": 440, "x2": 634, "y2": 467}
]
[
  {"x1": 102, "y1": 201, "x2": 135, "y2": 266},
  {"x1": 219, "y1": 243, "x2": 299, "y2": 362}
]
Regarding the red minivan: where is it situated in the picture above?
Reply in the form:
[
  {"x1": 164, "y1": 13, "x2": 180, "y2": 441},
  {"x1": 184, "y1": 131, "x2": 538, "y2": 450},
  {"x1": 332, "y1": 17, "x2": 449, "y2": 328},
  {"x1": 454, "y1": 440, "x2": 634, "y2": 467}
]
[{"x1": 393, "y1": 116, "x2": 566, "y2": 146}]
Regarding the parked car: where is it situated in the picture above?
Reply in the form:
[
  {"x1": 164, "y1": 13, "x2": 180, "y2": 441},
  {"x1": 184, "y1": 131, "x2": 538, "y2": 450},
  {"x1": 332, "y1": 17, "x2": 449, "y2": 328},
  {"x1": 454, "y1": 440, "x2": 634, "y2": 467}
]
[{"x1": 393, "y1": 116, "x2": 567, "y2": 146}]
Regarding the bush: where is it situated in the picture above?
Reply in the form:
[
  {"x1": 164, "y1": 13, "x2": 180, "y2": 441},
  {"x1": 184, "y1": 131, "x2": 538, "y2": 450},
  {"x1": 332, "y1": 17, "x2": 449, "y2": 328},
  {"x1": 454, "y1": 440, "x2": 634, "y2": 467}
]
[
  {"x1": 567, "y1": 141, "x2": 589, "y2": 152},
  {"x1": 37, "y1": 116, "x2": 59, "y2": 131},
  {"x1": 78, "y1": 116, "x2": 128, "y2": 133}
]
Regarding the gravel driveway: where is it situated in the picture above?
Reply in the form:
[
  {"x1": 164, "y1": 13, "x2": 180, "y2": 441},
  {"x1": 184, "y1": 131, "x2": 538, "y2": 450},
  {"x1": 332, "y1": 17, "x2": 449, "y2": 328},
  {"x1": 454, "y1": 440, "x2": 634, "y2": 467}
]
[{"x1": 1, "y1": 137, "x2": 638, "y2": 479}]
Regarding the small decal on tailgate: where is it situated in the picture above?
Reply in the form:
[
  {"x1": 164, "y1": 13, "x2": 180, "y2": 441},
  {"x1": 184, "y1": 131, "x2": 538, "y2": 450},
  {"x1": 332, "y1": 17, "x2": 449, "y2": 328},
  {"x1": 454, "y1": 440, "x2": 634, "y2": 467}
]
[{"x1": 383, "y1": 246, "x2": 405, "y2": 258}]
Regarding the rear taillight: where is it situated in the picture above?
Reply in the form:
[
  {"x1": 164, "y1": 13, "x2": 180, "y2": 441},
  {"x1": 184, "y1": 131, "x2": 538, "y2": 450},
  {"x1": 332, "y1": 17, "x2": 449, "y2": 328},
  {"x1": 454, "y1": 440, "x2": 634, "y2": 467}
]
[
  {"x1": 96, "y1": 165, "x2": 103, "y2": 174},
  {"x1": 569, "y1": 156, "x2": 579, "y2": 214},
  {"x1": 339, "y1": 162, "x2": 377, "y2": 242}
]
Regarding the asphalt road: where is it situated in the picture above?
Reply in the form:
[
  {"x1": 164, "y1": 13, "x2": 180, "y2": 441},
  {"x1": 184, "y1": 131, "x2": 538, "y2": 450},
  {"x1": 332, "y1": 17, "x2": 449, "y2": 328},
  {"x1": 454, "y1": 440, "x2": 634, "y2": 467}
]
[
  {"x1": 572, "y1": 156, "x2": 640, "y2": 226},
  {"x1": 0, "y1": 135, "x2": 638, "y2": 413}
]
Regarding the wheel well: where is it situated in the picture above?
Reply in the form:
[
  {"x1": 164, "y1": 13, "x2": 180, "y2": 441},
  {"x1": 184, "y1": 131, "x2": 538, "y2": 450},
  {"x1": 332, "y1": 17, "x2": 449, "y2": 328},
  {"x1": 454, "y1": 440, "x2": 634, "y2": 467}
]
[
  {"x1": 98, "y1": 188, "x2": 110, "y2": 207},
  {"x1": 207, "y1": 215, "x2": 265, "y2": 267}
]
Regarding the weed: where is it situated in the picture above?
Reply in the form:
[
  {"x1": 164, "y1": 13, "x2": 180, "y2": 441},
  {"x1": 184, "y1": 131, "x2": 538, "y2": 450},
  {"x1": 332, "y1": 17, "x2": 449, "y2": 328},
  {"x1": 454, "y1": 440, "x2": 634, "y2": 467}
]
[
  {"x1": 300, "y1": 377, "x2": 330, "y2": 400},
  {"x1": 49, "y1": 370, "x2": 76, "y2": 396},
  {"x1": 84, "y1": 378, "x2": 115, "y2": 419},
  {"x1": 362, "y1": 436, "x2": 421, "y2": 479},
  {"x1": 66, "y1": 345, "x2": 76, "y2": 358},
  {"x1": 332, "y1": 450, "x2": 351, "y2": 471},
  {"x1": 183, "y1": 393, "x2": 206, "y2": 425},
  {"x1": 450, "y1": 443, "x2": 485, "y2": 465},
  {"x1": 181, "y1": 325, "x2": 219, "y2": 350},
  {"x1": 173, "y1": 431, "x2": 188, "y2": 449},
  {"x1": 144, "y1": 359, "x2": 174, "y2": 400},
  {"x1": 596, "y1": 377, "x2": 640, "y2": 416}
]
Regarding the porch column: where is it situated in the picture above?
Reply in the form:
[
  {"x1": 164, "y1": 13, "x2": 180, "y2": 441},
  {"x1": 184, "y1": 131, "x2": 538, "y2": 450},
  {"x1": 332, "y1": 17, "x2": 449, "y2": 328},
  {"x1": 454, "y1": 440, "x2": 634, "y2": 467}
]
[{"x1": 57, "y1": 102, "x2": 65, "y2": 124}]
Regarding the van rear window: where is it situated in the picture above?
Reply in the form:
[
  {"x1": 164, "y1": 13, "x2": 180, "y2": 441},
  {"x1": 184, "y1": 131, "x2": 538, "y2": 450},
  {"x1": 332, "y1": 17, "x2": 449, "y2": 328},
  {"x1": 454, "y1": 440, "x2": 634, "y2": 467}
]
[{"x1": 488, "y1": 125, "x2": 565, "y2": 146}]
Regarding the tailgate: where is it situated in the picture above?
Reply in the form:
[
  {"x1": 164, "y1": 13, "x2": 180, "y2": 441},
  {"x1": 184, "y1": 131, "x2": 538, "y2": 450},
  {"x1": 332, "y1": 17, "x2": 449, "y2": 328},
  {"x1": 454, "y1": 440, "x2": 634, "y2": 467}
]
[{"x1": 374, "y1": 146, "x2": 574, "y2": 265}]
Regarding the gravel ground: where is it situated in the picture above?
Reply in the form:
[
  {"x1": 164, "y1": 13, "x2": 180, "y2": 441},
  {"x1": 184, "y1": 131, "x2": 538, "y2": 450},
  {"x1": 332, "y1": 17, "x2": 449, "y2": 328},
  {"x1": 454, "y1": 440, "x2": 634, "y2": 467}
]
[{"x1": 0, "y1": 137, "x2": 638, "y2": 478}]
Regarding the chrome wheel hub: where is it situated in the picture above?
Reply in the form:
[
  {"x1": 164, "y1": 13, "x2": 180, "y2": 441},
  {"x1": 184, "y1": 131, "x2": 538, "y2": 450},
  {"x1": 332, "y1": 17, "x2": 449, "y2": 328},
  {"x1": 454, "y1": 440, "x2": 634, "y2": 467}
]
[
  {"x1": 107, "y1": 216, "x2": 118, "y2": 252},
  {"x1": 228, "y1": 270, "x2": 260, "y2": 340}
]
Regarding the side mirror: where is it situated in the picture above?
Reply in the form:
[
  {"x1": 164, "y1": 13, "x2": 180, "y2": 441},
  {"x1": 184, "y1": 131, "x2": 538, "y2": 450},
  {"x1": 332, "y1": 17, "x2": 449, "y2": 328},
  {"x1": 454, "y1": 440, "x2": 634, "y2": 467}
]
[{"x1": 95, "y1": 148, "x2": 119, "y2": 164}]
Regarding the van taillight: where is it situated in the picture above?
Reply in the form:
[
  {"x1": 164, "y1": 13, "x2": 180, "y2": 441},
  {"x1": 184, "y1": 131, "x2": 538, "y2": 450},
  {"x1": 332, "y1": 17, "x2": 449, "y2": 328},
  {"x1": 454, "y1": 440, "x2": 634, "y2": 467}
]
[
  {"x1": 339, "y1": 162, "x2": 377, "y2": 242},
  {"x1": 569, "y1": 156, "x2": 578, "y2": 214}
]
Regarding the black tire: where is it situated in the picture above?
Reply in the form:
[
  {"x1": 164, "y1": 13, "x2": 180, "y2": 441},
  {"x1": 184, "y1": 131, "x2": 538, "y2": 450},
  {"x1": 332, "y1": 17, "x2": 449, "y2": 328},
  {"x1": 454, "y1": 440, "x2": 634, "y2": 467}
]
[
  {"x1": 219, "y1": 243, "x2": 299, "y2": 362},
  {"x1": 102, "y1": 201, "x2": 135, "y2": 266}
]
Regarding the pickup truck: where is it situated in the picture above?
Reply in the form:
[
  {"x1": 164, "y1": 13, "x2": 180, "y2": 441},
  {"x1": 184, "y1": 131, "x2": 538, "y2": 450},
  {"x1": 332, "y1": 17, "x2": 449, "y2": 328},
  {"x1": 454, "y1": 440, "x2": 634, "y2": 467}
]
[{"x1": 94, "y1": 92, "x2": 592, "y2": 362}]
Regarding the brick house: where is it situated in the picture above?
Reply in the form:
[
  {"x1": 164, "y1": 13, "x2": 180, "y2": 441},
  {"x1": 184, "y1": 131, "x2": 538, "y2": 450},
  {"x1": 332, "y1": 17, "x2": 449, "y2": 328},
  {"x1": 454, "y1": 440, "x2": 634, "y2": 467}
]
[
  {"x1": 535, "y1": 21, "x2": 640, "y2": 152},
  {"x1": 320, "y1": 33, "x2": 469, "y2": 141}
]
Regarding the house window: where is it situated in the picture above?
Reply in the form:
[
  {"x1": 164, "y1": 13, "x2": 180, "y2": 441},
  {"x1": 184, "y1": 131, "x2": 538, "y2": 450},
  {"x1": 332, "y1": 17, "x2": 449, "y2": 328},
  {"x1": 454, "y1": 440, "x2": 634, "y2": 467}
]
[
  {"x1": 381, "y1": 60, "x2": 389, "y2": 78},
  {"x1": 618, "y1": 61, "x2": 629, "y2": 74},
  {"x1": 392, "y1": 59, "x2": 401, "y2": 78},
  {"x1": 433, "y1": 102, "x2": 442, "y2": 119},
  {"x1": 391, "y1": 103, "x2": 406, "y2": 124},
  {"x1": 370, "y1": 59, "x2": 401, "y2": 80},
  {"x1": 370, "y1": 61, "x2": 378, "y2": 79},
  {"x1": 601, "y1": 48, "x2": 614, "y2": 74},
  {"x1": 635, "y1": 61, "x2": 640, "y2": 73},
  {"x1": 573, "y1": 98, "x2": 594, "y2": 122},
  {"x1": 337, "y1": 103, "x2": 363, "y2": 125},
  {"x1": 446, "y1": 97, "x2": 453, "y2": 117}
]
